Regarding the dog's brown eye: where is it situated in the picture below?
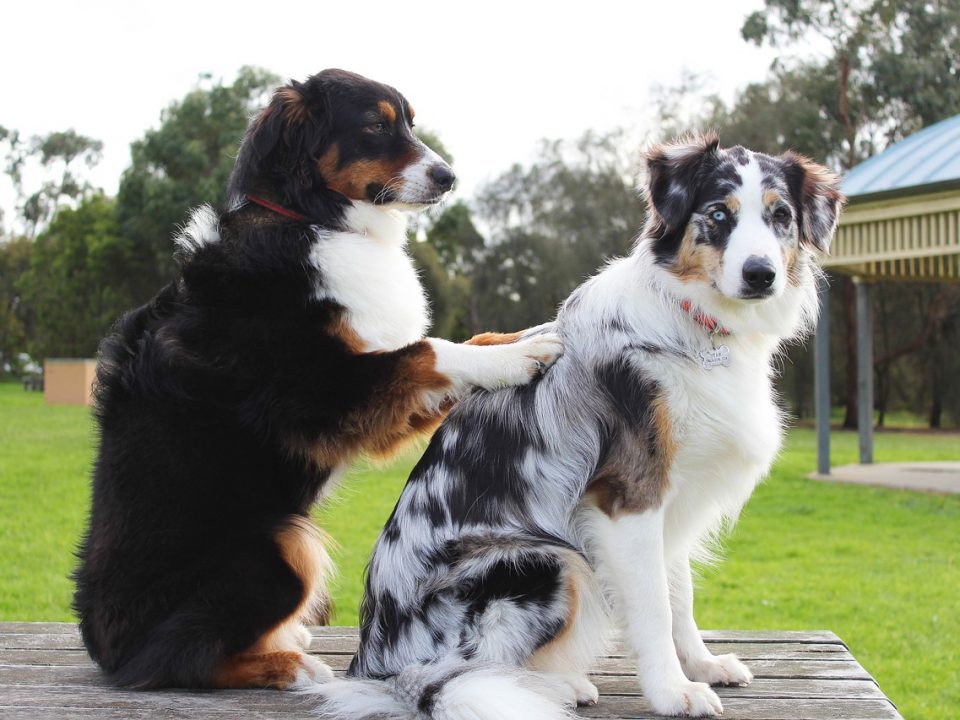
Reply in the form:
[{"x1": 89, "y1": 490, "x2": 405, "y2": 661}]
[{"x1": 773, "y1": 206, "x2": 791, "y2": 223}]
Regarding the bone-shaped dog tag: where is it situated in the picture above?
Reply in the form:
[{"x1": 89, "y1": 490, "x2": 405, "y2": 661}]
[{"x1": 699, "y1": 344, "x2": 731, "y2": 370}]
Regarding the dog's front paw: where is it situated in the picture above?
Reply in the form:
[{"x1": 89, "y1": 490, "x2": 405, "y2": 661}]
[
  {"x1": 491, "y1": 333, "x2": 564, "y2": 387},
  {"x1": 683, "y1": 652, "x2": 752, "y2": 687},
  {"x1": 565, "y1": 674, "x2": 599, "y2": 706},
  {"x1": 645, "y1": 679, "x2": 723, "y2": 717}
]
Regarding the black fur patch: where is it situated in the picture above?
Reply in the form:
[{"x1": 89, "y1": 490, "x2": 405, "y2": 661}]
[
  {"x1": 595, "y1": 357, "x2": 659, "y2": 430},
  {"x1": 455, "y1": 554, "x2": 563, "y2": 613}
]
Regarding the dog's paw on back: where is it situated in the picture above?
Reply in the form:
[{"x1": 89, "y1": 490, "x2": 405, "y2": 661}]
[
  {"x1": 430, "y1": 333, "x2": 564, "y2": 394},
  {"x1": 644, "y1": 679, "x2": 723, "y2": 717},
  {"x1": 683, "y1": 653, "x2": 753, "y2": 687},
  {"x1": 493, "y1": 333, "x2": 564, "y2": 387}
]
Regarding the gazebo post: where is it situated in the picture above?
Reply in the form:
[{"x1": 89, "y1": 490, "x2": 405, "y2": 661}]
[
  {"x1": 814, "y1": 276, "x2": 831, "y2": 475},
  {"x1": 854, "y1": 278, "x2": 874, "y2": 464}
]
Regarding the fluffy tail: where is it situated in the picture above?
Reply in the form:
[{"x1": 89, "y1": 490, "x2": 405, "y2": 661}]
[{"x1": 308, "y1": 662, "x2": 576, "y2": 720}]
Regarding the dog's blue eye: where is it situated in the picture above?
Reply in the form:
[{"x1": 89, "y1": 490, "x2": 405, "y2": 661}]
[{"x1": 711, "y1": 208, "x2": 728, "y2": 223}]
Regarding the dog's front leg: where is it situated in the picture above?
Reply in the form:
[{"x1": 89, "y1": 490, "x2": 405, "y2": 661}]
[
  {"x1": 669, "y1": 555, "x2": 753, "y2": 687},
  {"x1": 353, "y1": 333, "x2": 561, "y2": 457},
  {"x1": 404, "y1": 330, "x2": 557, "y2": 433},
  {"x1": 591, "y1": 510, "x2": 722, "y2": 717},
  {"x1": 425, "y1": 331, "x2": 562, "y2": 400}
]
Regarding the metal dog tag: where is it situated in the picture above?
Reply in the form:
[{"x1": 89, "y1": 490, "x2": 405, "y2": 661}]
[{"x1": 699, "y1": 344, "x2": 731, "y2": 370}]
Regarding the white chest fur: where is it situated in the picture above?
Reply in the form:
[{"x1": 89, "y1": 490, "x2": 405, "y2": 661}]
[
  {"x1": 653, "y1": 345, "x2": 784, "y2": 553},
  {"x1": 309, "y1": 205, "x2": 430, "y2": 353}
]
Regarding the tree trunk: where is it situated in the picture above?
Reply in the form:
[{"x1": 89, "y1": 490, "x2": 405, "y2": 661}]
[
  {"x1": 929, "y1": 353, "x2": 943, "y2": 429},
  {"x1": 876, "y1": 365, "x2": 887, "y2": 428},
  {"x1": 838, "y1": 49, "x2": 857, "y2": 170},
  {"x1": 929, "y1": 395, "x2": 942, "y2": 429}
]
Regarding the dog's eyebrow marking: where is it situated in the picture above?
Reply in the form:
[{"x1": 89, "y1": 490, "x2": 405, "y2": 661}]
[
  {"x1": 723, "y1": 195, "x2": 740, "y2": 213},
  {"x1": 763, "y1": 190, "x2": 781, "y2": 207},
  {"x1": 378, "y1": 101, "x2": 398, "y2": 123}
]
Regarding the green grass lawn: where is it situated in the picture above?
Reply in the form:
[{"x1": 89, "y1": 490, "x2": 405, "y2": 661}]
[{"x1": 0, "y1": 382, "x2": 957, "y2": 718}]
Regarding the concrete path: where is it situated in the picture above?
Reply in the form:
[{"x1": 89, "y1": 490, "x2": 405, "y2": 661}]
[{"x1": 811, "y1": 462, "x2": 960, "y2": 494}]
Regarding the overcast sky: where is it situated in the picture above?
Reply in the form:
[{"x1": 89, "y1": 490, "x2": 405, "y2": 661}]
[{"x1": 1, "y1": 0, "x2": 777, "y2": 225}]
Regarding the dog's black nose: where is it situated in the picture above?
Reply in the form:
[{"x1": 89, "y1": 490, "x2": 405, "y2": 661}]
[
  {"x1": 429, "y1": 164, "x2": 456, "y2": 192},
  {"x1": 742, "y1": 255, "x2": 776, "y2": 291}
]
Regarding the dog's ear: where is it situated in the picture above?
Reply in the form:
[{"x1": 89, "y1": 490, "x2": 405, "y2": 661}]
[
  {"x1": 782, "y1": 152, "x2": 845, "y2": 253},
  {"x1": 640, "y1": 134, "x2": 721, "y2": 230},
  {"x1": 227, "y1": 82, "x2": 330, "y2": 202}
]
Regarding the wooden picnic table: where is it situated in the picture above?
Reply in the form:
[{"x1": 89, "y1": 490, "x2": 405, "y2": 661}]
[{"x1": 0, "y1": 623, "x2": 903, "y2": 719}]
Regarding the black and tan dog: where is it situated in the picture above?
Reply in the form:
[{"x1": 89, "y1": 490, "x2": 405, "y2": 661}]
[{"x1": 72, "y1": 69, "x2": 561, "y2": 691}]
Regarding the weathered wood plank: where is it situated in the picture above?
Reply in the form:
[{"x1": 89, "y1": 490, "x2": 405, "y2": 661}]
[
  {"x1": 0, "y1": 650, "x2": 349, "y2": 669},
  {"x1": 580, "y1": 697, "x2": 901, "y2": 720},
  {"x1": 0, "y1": 649, "x2": 870, "y2": 682},
  {"x1": 0, "y1": 633, "x2": 85, "y2": 650},
  {"x1": 592, "y1": 657, "x2": 871, "y2": 680},
  {"x1": 0, "y1": 688, "x2": 903, "y2": 720},
  {"x1": 0, "y1": 631, "x2": 849, "y2": 660},
  {"x1": 0, "y1": 711, "x2": 295, "y2": 720},
  {"x1": 596, "y1": 643, "x2": 850, "y2": 661},
  {"x1": 0, "y1": 686, "x2": 317, "y2": 711},
  {"x1": 0, "y1": 623, "x2": 845, "y2": 645},
  {"x1": 590, "y1": 677, "x2": 885, "y2": 700},
  {"x1": 0, "y1": 623, "x2": 901, "y2": 720},
  {"x1": 0, "y1": 662, "x2": 886, "y2": 701}
]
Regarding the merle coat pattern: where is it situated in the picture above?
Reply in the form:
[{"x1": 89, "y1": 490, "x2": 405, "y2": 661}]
[{"x1": 313, "y1": 135, "x2": 843, "y2": 719}]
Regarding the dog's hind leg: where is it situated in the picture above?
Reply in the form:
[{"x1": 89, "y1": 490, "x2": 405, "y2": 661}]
[
  {"x1": 526, "y1": 551, "x2": 608, "y2": 706},
  {"x1": 110, "y1": 516, "x2": 333, "y2": 689},
  {"x1": 669, "y1": 554, "x2": 752, "y2": 687},
  {"x1": 424, "y1": 541, "x2": 577, "y2": 712}
]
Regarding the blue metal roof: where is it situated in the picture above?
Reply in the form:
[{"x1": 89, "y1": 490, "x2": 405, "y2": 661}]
[{"x1": 842, "y1": 114, "x2": 960, "y2": 198}]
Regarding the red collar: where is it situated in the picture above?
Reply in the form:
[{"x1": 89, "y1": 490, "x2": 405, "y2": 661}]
[
  {"x1": 245, "y1": 194, "x2": 309, "y2": 222},
  {"x1": 679, "y1": 299, "x2": 731, "y2": 336}
]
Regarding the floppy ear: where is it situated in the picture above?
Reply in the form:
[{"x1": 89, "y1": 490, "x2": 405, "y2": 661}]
[
  {"x1": 782, "y1": 152, "x2": 845, "y2": 253},
  {"x1": 226, "y1": 82, "x2": 328, "y2": 202},
  {"x1": 640, "y1": 133, "x2": 721, "y2": 229}
]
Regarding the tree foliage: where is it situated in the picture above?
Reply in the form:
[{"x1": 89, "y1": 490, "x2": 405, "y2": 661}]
[
  {"x1": 18, "y1": 194, "x2": 130, "y2": 359},
  {"x1": 739, "y1": 0, "x2": 960, "y2": 168},
  {"x1": 0, "y1": 126, "x2": 103, "y2": 237},
  {"x1": 115, "y1": 67, "x2": 280, "y2": 296},
  {"x1": 0, "y1": 236, "x2": 32, "y2": 373},
  {"x1": 470, "y1": 130, "x2": 644, "y2": 331}
]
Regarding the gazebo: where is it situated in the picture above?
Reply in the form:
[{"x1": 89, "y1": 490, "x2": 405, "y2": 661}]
[{"x1": 814, "y1": 114, "x2": 960, "y2": 475}]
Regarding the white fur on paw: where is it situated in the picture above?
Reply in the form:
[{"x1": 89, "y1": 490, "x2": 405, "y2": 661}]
[
  {"x1": 487, "y1": 333, "x2": 564, "y2": 388},
  {"x1": 289, "y1": 654, "x2": 334, "y2": 689},
  {"x1": 684, "y1": 653, "x2": 753, "y2": 687},
  {"x1": 645, "y1": 679, "x2": 723, "y2": 717},
  {"x1": 294, "y1": 624, "x2": 313, "y2": 651},
  {"x1": 429, "y1": 333, "x2": 564, "y2": 397},
  {"x1": 564, "y1": 674, "x2": 599, "y2": 706}
]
